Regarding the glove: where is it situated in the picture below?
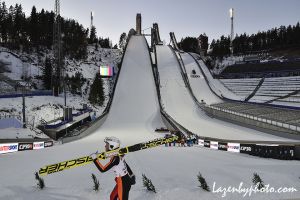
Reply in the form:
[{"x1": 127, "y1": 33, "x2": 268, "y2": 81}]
[{"x1": 90, "y1": 151, "x2": 98, "y2": 160}]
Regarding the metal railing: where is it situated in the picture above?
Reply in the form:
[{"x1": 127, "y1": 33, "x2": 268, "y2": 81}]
[{"x1": 207, "y1": 104, "x2": 300, "y2": 133}]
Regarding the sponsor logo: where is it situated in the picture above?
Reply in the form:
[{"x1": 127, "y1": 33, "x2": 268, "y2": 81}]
[
  {"x1": 33, "y1": 142, "x2": 44, "y2": 150},
  {"x1": 240, "y1": 144, "x2": 254, "y2": 154},
  {"x1": 39, "y1": 154, "x2": 96, "y2": 175},
  {"x1": 227, "y1": 143, "x2": 240, "y2": 153},
  {"x1": 44, "y1": 141, "x2": 53, "y2": 148},
  {"x1": 218, "y1": 143, "x2": 228, "y2": 151},
  {"x1": 198, "y1": 139, "x2": 204, "y2": 147},
  {"x1": 39, "y1": 156, "x2": 93, "y2": 175},
  {"x1": 204, "y1": 140, "x2": 210, "y2": 147},
  {"x1": 240, "y1": 146, "x2": 251, "y2": 151},
  {"x1": 142, "y1": 136, "x2": 178, "y2": 149},
  {"x1": 0, "y1": 143, "x2": 19, "y2": 154},
  {"x1": 210, "y1": 141, "x2": 218, "y2": 150},
  {"x1": 18, "y1": 143, "x2": 33, "y2": 151}
]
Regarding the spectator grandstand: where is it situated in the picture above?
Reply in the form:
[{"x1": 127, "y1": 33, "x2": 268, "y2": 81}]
[
  {"x1": 210, "y1": 101, "x2": 300, "y2": 130},
  {"x1": 219, "y1": 76, "x2": 300, "y2": 105},
  {"x1": 220, "y1": 78, "x2": 261, "y2": 99}
]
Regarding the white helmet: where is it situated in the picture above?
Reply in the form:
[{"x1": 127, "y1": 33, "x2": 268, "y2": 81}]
[{"x1": 104, "y1": 136, "x2": 120, "y2": 150}]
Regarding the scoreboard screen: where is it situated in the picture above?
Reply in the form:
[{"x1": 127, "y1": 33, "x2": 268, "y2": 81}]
[{"x1": 100, "y1": 65, "x2": 114, "y2": 77}]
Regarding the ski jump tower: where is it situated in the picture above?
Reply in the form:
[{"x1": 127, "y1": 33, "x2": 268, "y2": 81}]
[
  {"x1": 53, "y1": 0, "x2": 62, "y2": 96},
  {"x1": 229, "y1": 8, "x2": 234, "y2": 56},
  {"x1": 136, "y1": 13, "x2": 142, "y2": 35},
  {"x1": 90, "y1": 11, "x2": 94, "y2": 31}
]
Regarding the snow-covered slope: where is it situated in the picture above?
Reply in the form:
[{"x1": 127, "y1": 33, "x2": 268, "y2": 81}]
[
  {"x1": 180, "y1": 52, "x2": 221, "y2": 104},
  {"x1": 195, "y1": 58, "x2": 243, "y2": 101},
  {"x1": 84, "y1": 36, "x2": 164, "y2": 145},
  {"x1": 0, "y1": 38, "x2": 299, "y2": 200},
  {"x1": 0, "y1": 46, "x2": 121, "y2": 137},
  {"x1": 156, "y1": 46, "x2": 295, "y2": 142}
]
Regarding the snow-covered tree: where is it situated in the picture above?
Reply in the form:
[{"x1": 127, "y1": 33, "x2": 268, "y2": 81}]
[
  {"x1": 89, "y1": 73, "x2": 105, "y2": 106},
  {"x1": 119, "y1": 32, "x2": 127, "y2": 52}
]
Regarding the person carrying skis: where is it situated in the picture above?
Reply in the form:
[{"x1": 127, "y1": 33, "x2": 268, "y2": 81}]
[{"x1": 91, "y1": 137, "x2": 135, "y2": 200}]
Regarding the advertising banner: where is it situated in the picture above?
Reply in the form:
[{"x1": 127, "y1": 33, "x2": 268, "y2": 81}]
[
  {"x1": 240, "y1": 144, "x2": 255, "y2": 154},
  {"x1": 227, "y1": 143, "x2": 240, "y2": 153},
  {"x1": 18, "y1": 143, "x2": 33, "y2": 151},
  {"x1": 210, "y1": 141, "x2": 218, "y2": 150},
  {"x1": 33, "y1": 142, "x2": 44, "y2": 150},
  {"x1": 0, "y1": 143, "x2": 19, "y2": 154},
  {"x1": 44, "y1": 141, "x2": 54, "y2": 148},
  {"x1": 218, "y1": 142, "x2": 228, "y2": 151},
  {"x1": 198, "y1": 139, "x2": 204, "y2": 147},
  {"x1": 204, "y1": 140, "x2": 210, "y2": 148}
]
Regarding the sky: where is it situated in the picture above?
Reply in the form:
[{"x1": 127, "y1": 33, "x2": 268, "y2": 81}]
[{"x1": 4, "y1": 0, "x2": 300, "y2": 46}]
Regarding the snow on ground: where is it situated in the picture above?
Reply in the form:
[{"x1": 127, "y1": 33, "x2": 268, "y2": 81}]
[
  {"x1": 0, "y1": 139, "x2": 299, "y2": 200},
  {"x1": 0, "y1": 37, "x2": 299, "y2": 200},
  {"x1": 212, "y1": 55, "x2": 244, "y2": 75},
  {"x1": 156, "y1": 45, "x2": 295, "y2": 141},
  {"x1": 0, "y1": 45, "x2": 121, "y2": 138},
  {"x1": 95, "y1": 36, "x2": 164, "y2": 144},
  {"x1": 0, "y1": 81, "x2": 14, "y2": 92},
  {"x1": 0, "y1": 93, "x2": 107, "y2": 130},
  {"x1": 0, "y1": 51, "x2": 27, "y2": 80},
  {"x1": 0, "y1": 127, "x2": 48, "y2": 139}
]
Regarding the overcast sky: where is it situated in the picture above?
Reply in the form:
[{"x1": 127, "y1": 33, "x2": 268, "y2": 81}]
[{"x1": 5, "y1": 0, "x2": 300, "y2": 45}]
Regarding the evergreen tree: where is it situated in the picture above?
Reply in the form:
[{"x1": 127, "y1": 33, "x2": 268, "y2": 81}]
[
  {"x1": 89, "y1": 26, "x2": 97, "y2": 44},
  {"x1": 113, "y1": 44, "x2": 118, "y2": 49},
  {"x1": 119, "y1": 32, "x2": 127, "y2": 51},
  {"x1": 142, "y1": 174, "x2": 156, "y2": 193},
  {"x1": 252, "y1": 173, "x2": 264, "y2": 190},
  {"x1": 0, "y1": 2, "x2": 8, "y2": 43},
  {"x1": 29, "y1": 6, "x2": 39, "y2": 47},
  {"x1": 43, "y1": 57, "x2": 52, "y2": 90},
  {"x1": 7, "y1": 5, "x2": 14, "y2": 45},
  {"x1": 197, "y1": 172, "x2": 210, "y2": 192},
  {"x1": 89, "y1": 73, "x2": 105, "y2": 106},
  {"x1": 99, "y1": 37, "x2": 110, "y2": 48},
  {"x1": 126, "y1": 28, "x2": 136, "y2": 43},
  {"x1": 91, "y1": 173, "x2": 100, "y2": 191},
  {"x1": 34, "y1": 172, "x2": 45, "y2": 189},
  {"x1": 178, "y1": 37, "x2": 199, "y2": 53}
]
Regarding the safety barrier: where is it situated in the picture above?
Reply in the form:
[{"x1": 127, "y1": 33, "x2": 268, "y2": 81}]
[
  {"x1": 196, "y1": 138, "x2": 299, "y2": 160},
  {"x1": 206, "y1": 104, "x2": 300, "y2": 134},
  {"x1": 0, "y1": 90, "x2": 52, "y2": 99},
  {"x1": 0, "y1": 140, "x2": 54, "y2": 155}
]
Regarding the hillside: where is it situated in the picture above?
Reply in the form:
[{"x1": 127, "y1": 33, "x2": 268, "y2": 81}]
[{"x1": 0, "y1": 45, "x2": 122, "y2": 138}]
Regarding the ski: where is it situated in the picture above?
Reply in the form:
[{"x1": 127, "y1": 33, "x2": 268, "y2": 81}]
[{"x1": 38, "y1": 135, "x2": 178, "y2": 176}]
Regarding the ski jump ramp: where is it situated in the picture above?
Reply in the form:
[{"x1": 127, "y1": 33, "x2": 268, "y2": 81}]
[
  {"x1": 84, "y1": 36, "x2": 164, "y2": 145},
  {"x1": 155, "y1": 45, "x2": 296, "y2": 142}
]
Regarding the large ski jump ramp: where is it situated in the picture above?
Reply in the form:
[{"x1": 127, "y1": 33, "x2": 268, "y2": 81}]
[
  {"x1": 180, "y1": 52, "x2": 239, "y2": 104},
  {"x1": 84, "y1": 36, "x2": 164, "y2": 145},
  {"x1": 156, "y1": 45, "x2": 295, "y2": 142}
]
